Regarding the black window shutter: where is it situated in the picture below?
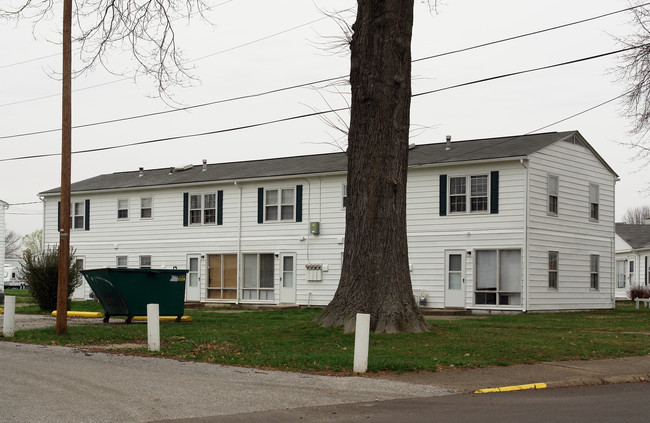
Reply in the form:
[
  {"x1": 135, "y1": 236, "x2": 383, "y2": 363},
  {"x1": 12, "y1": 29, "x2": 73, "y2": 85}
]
[
  {"x1": 490, "y1": 171, "x2": 499, "y2": 214},
  {"x1": 645, "y1": 256, "x2": 648, "y2": 285},
  {"x1": 296, "y1": 185, "x2": 303, "y2": 222},
  {"x1": 439, "y1": 174, "x2": 447, "y2": 216},
  {"x1": 57, "y1": 201, "x2": 61, "y2": 231},
  {"x1": 183, "y1": 193, "x2": 189, "y2": 227},
  {"x1": 217, "y1": 190, "x2": 223, "y2": 225},
  {"x1": 257, "y1": 188, "x2": 264, "y2": 224},
  {"x1": 84, "y1": 199, "x2": 90, "y2": 230}
]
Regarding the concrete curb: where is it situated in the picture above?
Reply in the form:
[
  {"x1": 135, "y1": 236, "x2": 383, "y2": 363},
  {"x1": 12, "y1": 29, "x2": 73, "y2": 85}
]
[{"x1": 474, "y1": 373, "x2": 650, "y2": 394}]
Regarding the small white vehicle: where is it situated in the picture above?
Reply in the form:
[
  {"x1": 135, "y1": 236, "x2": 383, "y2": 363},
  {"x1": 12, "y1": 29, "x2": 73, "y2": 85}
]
[{"x1": 3, "y1": 265, "x2": 26, "y2": 289}]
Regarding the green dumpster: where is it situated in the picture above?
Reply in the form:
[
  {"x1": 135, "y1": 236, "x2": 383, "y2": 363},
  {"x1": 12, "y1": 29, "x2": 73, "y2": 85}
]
[{"x1": 81, "y1": 268, "x2": 187, "y2": 323}]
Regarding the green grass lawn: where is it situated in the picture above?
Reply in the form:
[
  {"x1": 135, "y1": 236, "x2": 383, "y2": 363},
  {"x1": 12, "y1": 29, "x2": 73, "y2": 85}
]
[{"x1": 4, "y1": 292, "x2": 650, "y2": 374}]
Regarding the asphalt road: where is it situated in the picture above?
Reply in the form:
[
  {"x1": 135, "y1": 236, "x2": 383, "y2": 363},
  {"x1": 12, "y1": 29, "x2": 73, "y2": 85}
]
[
  {"x1": 0, "y1": 342, "x2": 454, "y2": 423},
  {"x1": 158, "y1": 382, "x2": 650, "y2": 423}
]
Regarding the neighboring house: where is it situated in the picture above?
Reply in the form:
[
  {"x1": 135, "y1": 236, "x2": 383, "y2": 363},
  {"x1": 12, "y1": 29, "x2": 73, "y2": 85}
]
[
  {"x1": 614, "y1": 222, "x2": 650, "y2": 299},
  {"x1": 39, "y1": 131, "x2": 618, "y2": 312}
]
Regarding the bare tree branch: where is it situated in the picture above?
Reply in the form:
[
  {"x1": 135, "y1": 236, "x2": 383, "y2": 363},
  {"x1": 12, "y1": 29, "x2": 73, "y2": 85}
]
[
  {"x1": 1, "y1": 0, "x2": 210, "y2": 97},
  {"x1": 622, "y1": 204, "x2": 650, "y2": 223}
]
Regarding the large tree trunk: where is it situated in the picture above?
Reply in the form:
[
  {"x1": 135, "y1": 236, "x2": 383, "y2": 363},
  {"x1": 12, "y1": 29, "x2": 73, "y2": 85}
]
[{"x1": 317, "y1": 0, "x2": 428, "y2": 333}]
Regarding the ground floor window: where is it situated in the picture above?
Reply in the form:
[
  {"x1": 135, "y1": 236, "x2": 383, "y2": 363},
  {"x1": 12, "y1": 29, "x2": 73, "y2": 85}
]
[
  {"x1": 475, "y1": 249, "x2": 521, "y2": 306},
  {"x1": 617, "y1": 260, "x2": 625, "y2": 288},
  {"x1": 243, "y1": 253, "x2": 275, "y2": 301},
  {"x1": 207, "y1": 254, "x2": 237, "y2": 300},
  {"x1": 590, "y1": 255, "x2": 599, "y2": 290}
]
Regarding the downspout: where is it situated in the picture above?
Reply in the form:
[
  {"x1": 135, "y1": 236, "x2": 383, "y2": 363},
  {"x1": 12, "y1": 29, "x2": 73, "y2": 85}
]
[
  {"x1": 520, "y1": 158, "x2": 529, "y2": 312},
  {"x1": 235, "y1": 181, "x2": 242, "y2": 305}
]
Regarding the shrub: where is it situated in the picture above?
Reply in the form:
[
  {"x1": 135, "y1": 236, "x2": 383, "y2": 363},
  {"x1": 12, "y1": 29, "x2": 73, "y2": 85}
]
[
  {"x1": 22, "y1": 246, "x2": 82, "y2": 311},
  {"x1": 628, "y1": 284, "x2": 650, "y2": 301}
]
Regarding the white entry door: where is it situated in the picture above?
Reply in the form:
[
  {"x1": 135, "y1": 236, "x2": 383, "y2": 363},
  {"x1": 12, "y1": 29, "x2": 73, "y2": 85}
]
[
  {"x1": 186, "y1": 255, "x2": 201, "y2": 301},
  {"x1": 279, "y1": 254, "x2": 296, "y2": 304},
  {"x1": 444, "y1": 251, "x2": 466, "y2": 308}
]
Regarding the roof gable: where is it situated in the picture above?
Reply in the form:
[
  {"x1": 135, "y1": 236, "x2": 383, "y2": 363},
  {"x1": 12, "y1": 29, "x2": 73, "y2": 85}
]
[{"x1": 40, "y1": 130, "x2": 613, "y2": 195}]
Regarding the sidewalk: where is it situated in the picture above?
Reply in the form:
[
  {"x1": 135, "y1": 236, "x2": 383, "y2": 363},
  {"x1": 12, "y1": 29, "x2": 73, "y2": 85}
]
[{"x1": 373, "y1": 354, "x2": 650, "y2": 393}]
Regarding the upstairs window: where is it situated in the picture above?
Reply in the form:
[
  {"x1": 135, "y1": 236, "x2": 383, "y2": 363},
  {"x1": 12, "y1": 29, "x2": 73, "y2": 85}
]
[
  {"x1": 59, "y1": 199, "x2": 89, "y2": 231},
  {"x1": 265, "y1": 188, "x2": 294, "y2": 221},
  {"x1": 449, "y1": 175, "x2": 488, "y2": 213},
  {"x1": 72, "y1": 201, "x2": 85, "y2": 229},
  {"x1": 117, "y1": 199, "x2": 129, "y2": 220},
  {"x1": 589, "y1": 184, "x2": 599, "y2": 221},
  {"x1": 183, "y1": 192, "x2": 222, "y2": 226},
  {"x1": 342, "y1": 184, "x2": 348, "y2": 208},
  {"x1": 548, "y1": 175, "x2": 558, "y2": 215},
  {"x1": 140, "y1": 197, "x2": 153, "y2": 219}
]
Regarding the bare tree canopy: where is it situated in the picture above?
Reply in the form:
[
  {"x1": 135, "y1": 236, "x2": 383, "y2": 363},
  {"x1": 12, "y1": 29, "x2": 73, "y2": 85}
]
[
  {"x1": 5, "y1": 229, "x2": 22, "y2": 258},
  {"x1": 0, "y1": 0, "x2": 209, "y2": 94},
  {"x1": 622, "y1": 205, "x2": 650, "y2": 224},
  {"x1": 616, "y1": 2, "x2": 650, "y2": 169}
]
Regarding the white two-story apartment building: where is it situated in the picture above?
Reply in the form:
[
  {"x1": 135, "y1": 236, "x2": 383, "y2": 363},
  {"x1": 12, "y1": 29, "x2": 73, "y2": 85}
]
[{"x1": 40, "y1": 131, "x2": 618, "y2": 312}]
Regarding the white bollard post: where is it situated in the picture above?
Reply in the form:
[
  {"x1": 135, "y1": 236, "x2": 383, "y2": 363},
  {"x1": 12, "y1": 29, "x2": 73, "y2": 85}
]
[
  {"x1": 147, "y1": 303, "x2": 160, "y2": 352},
  {"x1": 3, "y1": 295, "x2": 16, "y2": 337},
  {"x1": 353, "y1": 313, "x2": 370, "y2": 373}
]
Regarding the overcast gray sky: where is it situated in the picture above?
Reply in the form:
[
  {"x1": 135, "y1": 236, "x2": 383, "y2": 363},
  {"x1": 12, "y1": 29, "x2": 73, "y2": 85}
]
[{"x1": 1, "y1": 0, "x2": 647, "y2": 237}]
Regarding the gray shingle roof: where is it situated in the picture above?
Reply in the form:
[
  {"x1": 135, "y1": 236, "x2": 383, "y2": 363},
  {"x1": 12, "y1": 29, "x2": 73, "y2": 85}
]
[
  {"x1": 616, "y1": 223, "x2": 650, "y2": 250},
  {"x1": 40, "y1": 131, "x2": 611, "y2": 195}
]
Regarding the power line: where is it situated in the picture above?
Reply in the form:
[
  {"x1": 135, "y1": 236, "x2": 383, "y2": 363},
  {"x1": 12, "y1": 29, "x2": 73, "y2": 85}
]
[
  {"x1": 0, "y1": 11, "x2": 330, "y2": 108},
  {"x1": 412, "y1": 2, "x2": 650, "y2": 63},
  {"x1": 0, "y1": 3, "x2": 641, "y2": 129},
  {"x1": 0, "y1": 45, "x2": 641, "y2": 163},
  {"x1": 0, "y1": 76, "x2": 343, "y2": 140},
  {"x1": 412, "y1": 45, "x2": 645, "y2": 98}
]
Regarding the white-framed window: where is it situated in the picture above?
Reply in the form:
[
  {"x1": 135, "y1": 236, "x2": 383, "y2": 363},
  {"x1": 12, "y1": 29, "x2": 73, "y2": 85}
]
[
  {"x1": 589, "y1": 184, "x2": 599, "y2": 221},
  {"x1": 617, "y1": 260, "x2": 626, "y2": 288},
  {"x1": 242, "y1": 253, "x2": 275, "y2": 300},
  {"x1": 449, "y1": 174, "x2": 488, "y2": 213},
  {"x1": 116, "y1": 256, "x2": 128, "y2": 268},
  {"x1": 548, "y1": 175, "x2": 558, "y2": 215},
  {"x1": 140, "y1": 197, "x2": 153, "y2": 219},
  {"x1": 188, "y1": 193, "x2": 216, "y2": 225},
  {"x1": 549, "y1": 251, "x2": 558, "y2": 289},
  {"x1": 342, "y1": 183, "x2": 347, "y2": 208},
  {"x1": 265, "y1": 188, "x2": 294, "y2": 222},
  {"x1": 629, "y1": 260, "x2": 635, "y2": 285},
  {"x1": 72, "y1": 201, "x2": 85, "y2": 229},
  {"x1": 140, "y1": 255, "x2": 152, "y2": 269},
  {"x1": 117, "y1": 199, "x2": 129, "y2": 220},
  {"x1": 590, "y1": 254, "x2": 599, "y2": 290},
  {"x1": 475, "y1": 249, "x2": 521, "y2": 306}
]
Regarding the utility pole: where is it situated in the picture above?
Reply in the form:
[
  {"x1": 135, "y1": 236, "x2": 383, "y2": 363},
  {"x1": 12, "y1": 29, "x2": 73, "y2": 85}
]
[{"x1": 56, "y1": 0, "x2": 72, "y2": 335}]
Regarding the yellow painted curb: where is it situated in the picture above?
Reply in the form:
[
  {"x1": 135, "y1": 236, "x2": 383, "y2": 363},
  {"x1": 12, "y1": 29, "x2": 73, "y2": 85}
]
[
  {"x1": 51, "y1": 311, "x2": 103, "y2": 318},
  {"x1": 132, "y1": 316, "x2": 192, "y2": 322},
  {"x1": 474, "y1": 383, "x2": 547, "y2": 394}
]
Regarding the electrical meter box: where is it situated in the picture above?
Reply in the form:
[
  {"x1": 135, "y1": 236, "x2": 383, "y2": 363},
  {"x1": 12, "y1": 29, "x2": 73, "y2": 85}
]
[{"x1": 310, "y1": 222, "x2": 320, "y2": 235}]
